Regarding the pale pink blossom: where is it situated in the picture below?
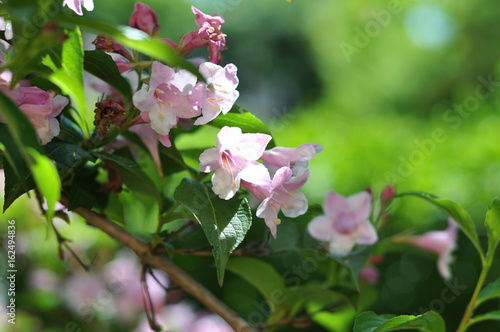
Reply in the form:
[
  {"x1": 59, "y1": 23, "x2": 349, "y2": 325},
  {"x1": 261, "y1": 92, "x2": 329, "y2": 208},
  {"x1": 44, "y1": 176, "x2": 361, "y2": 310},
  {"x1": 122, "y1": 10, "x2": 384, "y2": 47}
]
[
  {"x1": 0, "y1": 17, "x2": 12, "y2": 40},
  {"x1": 308, "y1": 190, "x2": 378, "y2": 256},
  {"x1": 244, "y1": 167, "x2": 309, "y2": 238},
  {"x1": 133, "y1": 61, "x2": 204, "y2": 146},
  {"x1": 194, "y1": 62, "x2": 239, "y2": 125},
  {"x1": 0, "y1": 83, "x2": 68, "y2": 145},
  {"x1": 199, "y1": 126, "x2": 271, "y2": 200},
  {"x1": 406, "y1": 218, "x2": 458, "y2": 280},
  {"x1": 261, "y1": 143, "x2": 323, "y2": 176},
  {"x1": 178, "y1": 7, "x2": 227, "y2": 64},
  {"x1": 63, "y1": 0, "x2": 94, "y2": 16},
  {"x1": 18, "y1": 87, "x2": 68, "y2": 144},
  {"x1": 129, "y1": 2, "x2": 160, "y2": 36}
]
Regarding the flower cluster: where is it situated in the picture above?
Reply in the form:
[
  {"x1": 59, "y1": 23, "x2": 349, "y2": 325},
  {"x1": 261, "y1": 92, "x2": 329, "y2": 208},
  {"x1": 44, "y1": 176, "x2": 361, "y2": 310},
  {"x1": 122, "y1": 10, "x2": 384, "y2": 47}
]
[
  {"x1": 132, "y1": 60, "x2": 238, "y2": 147},
  {"x1": 90, "y1": 4, "x2": 239, "y2": 148},
  {"x1": 199, "y1": 126, "x2": 322, "y2": 238}
]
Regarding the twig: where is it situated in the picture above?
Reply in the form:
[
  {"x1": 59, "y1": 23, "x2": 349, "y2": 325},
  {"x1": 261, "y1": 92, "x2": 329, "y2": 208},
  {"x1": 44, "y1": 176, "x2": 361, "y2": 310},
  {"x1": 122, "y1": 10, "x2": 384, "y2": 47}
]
[
  {"x1": 59, "y1": 194, "x2": 256, "y2": 332},
  {"x1": 141, "y1": 265, "x2": 161, "y2": 332}
]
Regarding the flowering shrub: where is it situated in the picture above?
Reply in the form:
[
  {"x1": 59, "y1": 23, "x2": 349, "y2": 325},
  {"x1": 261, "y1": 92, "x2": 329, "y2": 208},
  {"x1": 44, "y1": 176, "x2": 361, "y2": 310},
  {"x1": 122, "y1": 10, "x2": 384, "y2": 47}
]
[{"x1": 0, "y1": 1, "x2": 499, "y2": 332}]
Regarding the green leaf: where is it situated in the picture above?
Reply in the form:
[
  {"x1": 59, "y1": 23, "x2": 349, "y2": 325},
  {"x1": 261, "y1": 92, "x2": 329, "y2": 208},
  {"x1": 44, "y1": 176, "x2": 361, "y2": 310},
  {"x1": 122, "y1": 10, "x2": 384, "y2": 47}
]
[
  {"x1": 84, "y1": 50, "x2": 133, "y2": 100},
  {"x1": 26, "y1": 148, "x2": 61, "y2": 220},
  {"x1": 92, "y1": 152, "x2": 161, "y2": 205},
  {"x1": 226, "y1": 257, "x2": 286, "y2": 312},
  {"x1": 54, "y1": 16, "x2": 201, "y2": 80},
  {"x1": 476, "y1": 278, "x2": 500, "y2": 308},
  {"x1": 174, "y1": 178, "x2": 252, "y2": 286},
  {"x1": 43, "y1": 27, "x2": 88, "y2": 138},
  {"x1": 3, "y1": 158, "x2": 36, "y2": 212},
  {"x1": 0, "y1": 123, "x2": 29, "y2": 192},
  {"x1": 67, "y1": 186, "x2": 100, "y2": 211},
  {"x1": 485, "y1": 198, "x2": 500, "y2": 261},
  {"x1": 210, "y1": 106, "x2": 276, "y2": 148},
  {"x1": 467, "y1": 310, "x2": 500, "y2": 328},
  {"x1": 331, "y1": 246, "x2": 372, "y2": 291},
  {"x1": 353, "y1": 311, "x2": 446, "y2": 332},
  {"x1": 44, "y1": 139, "x2": 93, "y2": 176},
  {"x1": 0, "y1": 91, "x2": 43, "y2": 211},
  {"x1": 397, "y1": 191, "x2": 483, "y2": 259}
]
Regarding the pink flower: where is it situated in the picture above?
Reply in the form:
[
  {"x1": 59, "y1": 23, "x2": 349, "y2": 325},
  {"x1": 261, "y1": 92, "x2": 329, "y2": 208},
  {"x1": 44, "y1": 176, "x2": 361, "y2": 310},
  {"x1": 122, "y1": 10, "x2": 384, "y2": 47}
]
[
  {"x1": 0, "y1": 17, "x2": 12, "y2": 40},
  {"x1": 129, "y1": 2, "x2": 160, "y2": 37},
  {"x1": 133, "y1": 61, "x2": 204, "y2": 146},
  {"x1": 199, "y1": 126, "x2": 271, "y2": 200},
  {"x1": 178, "y1": 7, "x2": 227, "y2": 64},
  {"x1": 63, "y1": 0, "x2": 94, "y2": 16},
  {"x1": 406, "y1": 218, "x2": 458, "y2": 280},
  {"x1": 194, "y1": 62, "x2": 239, "y2": 125},
  {"x1": 244, "y1": 167, "x2": 309, "y2": 238},
  {"x1": 0, "y1": 82, "x2": 68, "y2": 145},
  {"x1": 18, "y1": 87, "x2": 69, "y2": 144},
  {"x1": 308, "y1": 190, "x2": 378, "y2": 256},
  {"x1": 260, "y1": 143, "x2": 323, "y2": 176}
]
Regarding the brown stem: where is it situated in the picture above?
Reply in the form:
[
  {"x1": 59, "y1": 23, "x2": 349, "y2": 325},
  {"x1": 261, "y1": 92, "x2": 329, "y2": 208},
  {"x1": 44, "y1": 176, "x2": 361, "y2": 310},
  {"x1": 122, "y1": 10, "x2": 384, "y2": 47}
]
[{"x1": 59, "y1": 195, "x2": 256, "y2": 332}]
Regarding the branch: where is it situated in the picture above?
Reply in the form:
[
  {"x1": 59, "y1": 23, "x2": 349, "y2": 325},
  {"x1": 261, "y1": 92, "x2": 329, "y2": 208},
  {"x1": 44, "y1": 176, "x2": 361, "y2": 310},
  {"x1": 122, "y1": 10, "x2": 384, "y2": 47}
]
[{"x1": 59, "y1": 195, "x2": 256, "y2": 332}]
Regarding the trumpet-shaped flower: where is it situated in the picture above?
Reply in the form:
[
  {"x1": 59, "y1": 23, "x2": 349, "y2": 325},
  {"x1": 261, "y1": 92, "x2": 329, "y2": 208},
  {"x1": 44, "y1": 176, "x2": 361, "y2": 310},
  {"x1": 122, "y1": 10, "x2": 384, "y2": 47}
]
[
  {"x1": 244, "y1": 167, "x2": 309, "y2": 238},
  {"x1": 406, "y1": 218, "x2": 458, "y2": 280},
  {"x1": 260, "y1": 143, "x2": 323, "y2": 176},
  {"x1": 178, "y1": 7, "x2": 227, "y2": 64},
  {"x1": 194, "y1": 62, "x2": 239, "y2": 125},
  {"x1": 18, "y1": 87, "x2": 69, "y2": 145},
  {"x1": 63, "y1": 0, "x2": 94, "y2": 16},
  {"x1": 199, "y1": 126, "x2": 271, "y2": 200},
  {"x1": 0, "y1": 82, "x2": 68, "y2": 145},
  {"x1": 133, "y1": 61, "x2": 204, "y2": 145},
  {"x1": 129, "y1": 2, "x2": 160, "y2": 36},
  {"x1": 308, "y1": 190, "x2": 378, "y2": 256}
]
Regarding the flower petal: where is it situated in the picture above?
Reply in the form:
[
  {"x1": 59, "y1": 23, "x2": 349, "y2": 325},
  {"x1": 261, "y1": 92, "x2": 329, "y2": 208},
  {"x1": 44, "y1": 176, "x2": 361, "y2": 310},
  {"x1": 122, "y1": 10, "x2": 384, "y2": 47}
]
[
  {"x1": 307, "y1": 215, "x2": 334, "y2": 242},
  {"x1": 347, "y1": 191, "x2": 372, "y2": 222},
  {"x1": 355, "y1": 220, "x2": 378, "y2": 245},
  {"x1": 323, "y1": 190, "x2": 348, "y2": 218},
  {"x1": 329, "y1": 234, "x2": 356, "y2": 257},
  {"x1": 199, "y1": 148, "x2": 221, "y2": 173}
]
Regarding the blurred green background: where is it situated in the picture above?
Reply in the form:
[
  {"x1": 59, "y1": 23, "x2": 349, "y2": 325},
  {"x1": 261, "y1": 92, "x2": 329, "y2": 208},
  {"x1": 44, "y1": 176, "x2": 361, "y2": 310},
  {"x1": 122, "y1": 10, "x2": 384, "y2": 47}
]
[{"x1": 2, "y1": 0, "x2": 500, "y2": 331}]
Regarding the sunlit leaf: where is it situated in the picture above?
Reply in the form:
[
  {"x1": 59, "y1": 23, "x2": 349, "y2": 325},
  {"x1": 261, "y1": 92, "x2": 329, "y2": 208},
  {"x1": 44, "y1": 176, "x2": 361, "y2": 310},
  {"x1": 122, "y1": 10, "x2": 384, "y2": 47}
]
[
  {"x1": 43, "y1": 27, "x2": 88, "y2": 138},
  {"x1": 27, "y1": 148, "x2": 61, "y2": 220}
]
